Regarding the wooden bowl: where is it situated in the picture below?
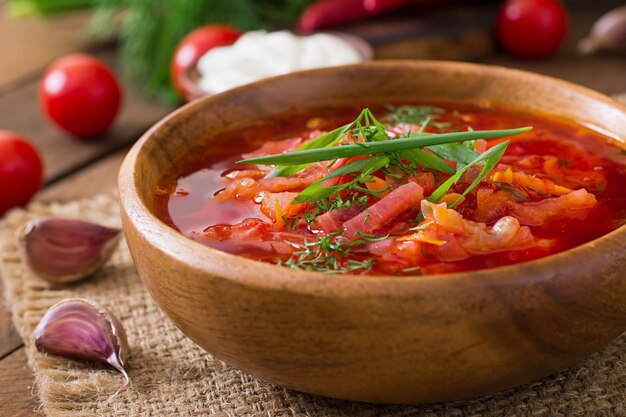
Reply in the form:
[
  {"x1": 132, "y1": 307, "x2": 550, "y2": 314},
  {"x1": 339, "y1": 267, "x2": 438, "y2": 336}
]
[{"x1": 118, "y1": 61, "x2": 626, "y2": 404}]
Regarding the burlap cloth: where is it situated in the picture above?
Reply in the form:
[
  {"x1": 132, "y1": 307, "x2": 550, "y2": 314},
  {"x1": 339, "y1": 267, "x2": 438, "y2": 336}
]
[{"x1": 1, "y1": 193, "x2": 625, "y2": 417}]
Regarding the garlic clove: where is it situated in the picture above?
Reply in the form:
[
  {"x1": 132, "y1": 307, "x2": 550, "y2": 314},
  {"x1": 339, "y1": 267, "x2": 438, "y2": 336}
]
[
  {"x1": 34, "y1": 298, "x2": 130, "y2": 392},
  {"x1": 578, "y1": 6, "x2": 626, "y2": 55},
  {"x1": 18, "y1": 217, "x2": 122, "y2": 284}
]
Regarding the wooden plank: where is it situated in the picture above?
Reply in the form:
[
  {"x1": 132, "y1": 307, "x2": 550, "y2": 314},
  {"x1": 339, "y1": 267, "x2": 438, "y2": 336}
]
[
  {"x1": 37, "y1": 149, "x2": 127, "y2": 203},
  {"x1": 0, "y1": 49, "x2": 172, "y2": 183},
  {"x1": 483, "y1": 4, "x2": 626, "y2": 96},
  {"x1": 345, "y1": 6, "x2": 495, "y2": 61},
  {"x1": 0, "y1": 348, "x2": 41, "y2": 417},
  {"x1": 0, "y1": 3, "x2": 95, "y2": 91},
  {"x1": 484, "y1": 55, "x2": 626, "y2": 97}
]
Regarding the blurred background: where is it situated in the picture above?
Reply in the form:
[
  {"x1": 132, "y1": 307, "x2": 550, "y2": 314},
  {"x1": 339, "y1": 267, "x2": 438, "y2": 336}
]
[
  {"x1": 0, "y1": 0, "x2": 625, "y2": 204},
  {"x1": 2, "y1": 0, "x2": 625, "y2": 100}
]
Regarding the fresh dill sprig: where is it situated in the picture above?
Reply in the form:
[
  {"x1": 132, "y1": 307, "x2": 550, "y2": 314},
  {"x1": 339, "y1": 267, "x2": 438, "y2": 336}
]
[
  {"x1": 281, "y1": 233, "x2": 376, "y2": 274},
  {"x1": 383, "y1": 105, "x2": 446, "y2": 126},
  {"x1": 487, "y1": 179, "x2": 531, "y2": 201},
  {"x1": 239, "y1": 124, "x2": 529, "y2": 167}
]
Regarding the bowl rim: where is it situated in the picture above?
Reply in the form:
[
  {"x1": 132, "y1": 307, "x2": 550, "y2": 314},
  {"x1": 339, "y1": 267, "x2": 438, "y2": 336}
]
[{"x1": 119, "y1": 60, "x2": 626, "y2": 297}]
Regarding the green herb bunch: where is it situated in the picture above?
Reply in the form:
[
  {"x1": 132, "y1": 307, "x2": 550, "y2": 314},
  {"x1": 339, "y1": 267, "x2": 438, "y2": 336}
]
[
  {"x1": 8, "y1": 0, "x2": 314, "y2": 104},
  {"x1": 241, "y1": 106, "x2": 531, "y2": 273}
]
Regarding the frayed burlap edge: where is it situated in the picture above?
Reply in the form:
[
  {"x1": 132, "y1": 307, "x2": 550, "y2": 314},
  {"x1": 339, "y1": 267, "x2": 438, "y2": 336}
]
[{"x1": 1, "y1": 193, "x2": 625, "y2": 417}]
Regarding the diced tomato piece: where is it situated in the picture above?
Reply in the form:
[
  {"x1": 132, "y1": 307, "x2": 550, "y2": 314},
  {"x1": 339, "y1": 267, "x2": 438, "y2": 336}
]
[
  {"x1": 368, "y1": 237, "x2": 424, "y2": 273},
  {"x1": 439, "y1": 193, "x2": 465, "y2": 207},
  {"x1": 259, "y1": 192, "x2": 308, "y2": 228},
  {"x1": 419, "y1": 200, "x2": 550, "y2": 257},
  {"x1": 215, "y1": 178, "x2": 260, "y2": 201},
  {"x1": 311, "y1": 205, "x2": 362, "y2": 234},
  {"x1": 508, "y1": 188, "x2": 597, "y2": 226},
  {"x1": 222, "y1": 169, "x2": 266, "y2": 180},
  {"x1": 474, "y1": 187, "x2": 597, "y2": 226},
  {"x1": 411, "y1": 171, "x2": 435, "y2": 194},
  {"x1": 242, "y1": 137, "x2": 304, "y2": 159},
  {"x1": 473, "y1": 188, "x2": 510, "y2": 223},
  {"x1": 202, "y1": 218, "x2": 301, "y2": 256},
  {"x1": 204, "y1": 218, "x2": 272, "y2": 240},
  {"x1": 490, "y1": 167, "x2": 573, "y2": 196},
  {"x1": 474, "y1": 139, "x2": 487, "y2": 154}
]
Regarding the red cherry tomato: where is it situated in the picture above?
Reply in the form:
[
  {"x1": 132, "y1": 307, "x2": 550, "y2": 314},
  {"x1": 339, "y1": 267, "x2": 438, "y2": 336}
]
[
  {"x1": 40, "y1": 54, "x2": 122, "y2": 139},
  {"x1": 497, "y1": 0, "x2": 568, "y2": 59},
  {"x1": 0, "y1": 131, "x2": 43, "y2": 214},
  {"x1": 171, "y1": 25, "x2": 242, "y2": 101}
]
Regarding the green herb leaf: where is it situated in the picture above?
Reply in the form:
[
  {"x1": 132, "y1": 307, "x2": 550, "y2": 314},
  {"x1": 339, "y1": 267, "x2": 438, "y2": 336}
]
[
  {"x1": 426, "y1": 143, "x2": 479, "y2": 169},
  {"x1": 488, "y1": 180, "x2": 531, "y2": 201},
  {"x1": 409, "y1": 221, "x2": 434, "y2": 231},
  {"x1": 429, "y1": 140, "x2": 510, "y2": 207},
  {"x1": 292, "y1": 155, "x2": 389, "y2": 204},
  {"x1": 382, "y1": 105, "x2": 445, "y2": 126},
  {"x1": 240, "y1": 127, "x2": 531, "y2": 167},
  {"x1": 268, "y1": 118, "x2": 358, "y2": 177},
  {"x1": 399, "y1": 148, "x2": 455, "y2": 174}
]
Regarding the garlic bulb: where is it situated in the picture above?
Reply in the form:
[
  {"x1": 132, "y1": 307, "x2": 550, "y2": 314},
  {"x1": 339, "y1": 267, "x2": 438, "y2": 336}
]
[
  {"x1": 34, "y1": 298, "x2": 130, "y2": 392},
  {"x1": 18, "y1": 217, "x2": 122, "y2": 284},
  {"x1": 579, "y1": 6, "x2": 626, "y2": 55}
]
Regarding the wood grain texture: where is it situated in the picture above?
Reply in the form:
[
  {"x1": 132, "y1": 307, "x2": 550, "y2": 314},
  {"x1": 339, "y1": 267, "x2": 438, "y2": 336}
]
[
  {"x1": 0, "y1": 6, "x2": 93, "y2": 91},
  {"x1": 345, "y1": 6, "x2": 495, "y2": 60},
  {"x1": 0, "y1": 56, "x2": 171, "y2": 183},
  {"x1": 36, "y1": 151, "x2": 126, "y2": 204},
  {"x1": 0, "y1": 349, "x2": 41, "y2": 416},
  {"x1": 119, "y1": 61, "x2": 626, "y2": 404}
]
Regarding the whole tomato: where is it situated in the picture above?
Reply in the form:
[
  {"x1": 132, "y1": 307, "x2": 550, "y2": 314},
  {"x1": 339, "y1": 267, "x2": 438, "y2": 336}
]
[
  {"x1": 497, "y1": 0, "x2": 568, "y2": 59},
  {"x1": 40, "y1": 54, "x2": 122, "y2": 139},
  {"x1": 0, "y1": 131, "x2": 43, "y2": 214},
  {"x1": 171, "y1": 25, "x2": 242, "y2": 101}
]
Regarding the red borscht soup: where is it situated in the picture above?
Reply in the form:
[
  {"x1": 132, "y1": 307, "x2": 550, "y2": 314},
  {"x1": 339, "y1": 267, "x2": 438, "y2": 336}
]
[{"x1": 155, "y1": 102, "x2": 626, "y2": 275}]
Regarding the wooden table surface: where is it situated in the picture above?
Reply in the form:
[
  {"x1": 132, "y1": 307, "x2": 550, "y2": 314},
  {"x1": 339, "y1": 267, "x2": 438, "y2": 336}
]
[{"x1": 1, "y1": 3, "x2": 625, "y2": 416}]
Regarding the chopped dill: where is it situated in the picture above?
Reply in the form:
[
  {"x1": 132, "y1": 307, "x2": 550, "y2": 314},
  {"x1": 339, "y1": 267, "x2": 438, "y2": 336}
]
[
  {"x1": 281, "y1": 232, "x2": 375, "y2": 274},
  {"x1": 488, "y1": 179, "x2": 531, "y2": 201},
  {"x1": 409, "y1": 221, "x2": 434, "y2": 232},
  {"x1": 241, "y1": 105, "x2": 531, "y2": 275}
]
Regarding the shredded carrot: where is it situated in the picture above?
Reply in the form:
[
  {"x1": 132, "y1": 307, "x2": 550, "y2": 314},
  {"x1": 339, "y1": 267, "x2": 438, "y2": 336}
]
[
  {"x1": 475, "y1": 139, "x2": 488, "y2": 154},
  {"x1": 491, "y1": 167, "x2": 573, "y2": 196},
  {"x1": 439, "y1": 193, "x2": 465, "y2": 207},
  {"x1": 365, "y1": 176, "x2": 390, "y2": 196},
  {"x1": 543, "y1": 157, "x2": 561, "y2": 177},
  {"x1": 274, "y1": 198, "x2": 285, "y2": 229},
  {"x1": 399, "y1": 232, "x2": 447, "y2": 246}
]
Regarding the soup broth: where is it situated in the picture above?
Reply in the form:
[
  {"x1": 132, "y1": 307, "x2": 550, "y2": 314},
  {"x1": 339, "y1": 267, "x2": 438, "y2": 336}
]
[{"x1": 155, "y1": 101, "x2": 626, "y2": 275}]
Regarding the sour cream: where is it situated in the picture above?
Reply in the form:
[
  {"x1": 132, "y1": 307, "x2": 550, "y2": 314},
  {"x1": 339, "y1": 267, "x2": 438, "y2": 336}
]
[{"x1": 196, "y1": 31, "x2": 364, "y2": 94}]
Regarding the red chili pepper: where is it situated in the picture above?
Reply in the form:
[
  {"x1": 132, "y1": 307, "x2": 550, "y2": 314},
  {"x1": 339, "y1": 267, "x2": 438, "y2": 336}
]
[
  {"x1": 364, "y1": 0, "x2": 457, "y2": 14},
  {"x1": 363, "y1": 0, "x2": 412, "y2": 14},
  {"x1": 297, "y1": 0, "x2": 370, "y2": 33}
]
